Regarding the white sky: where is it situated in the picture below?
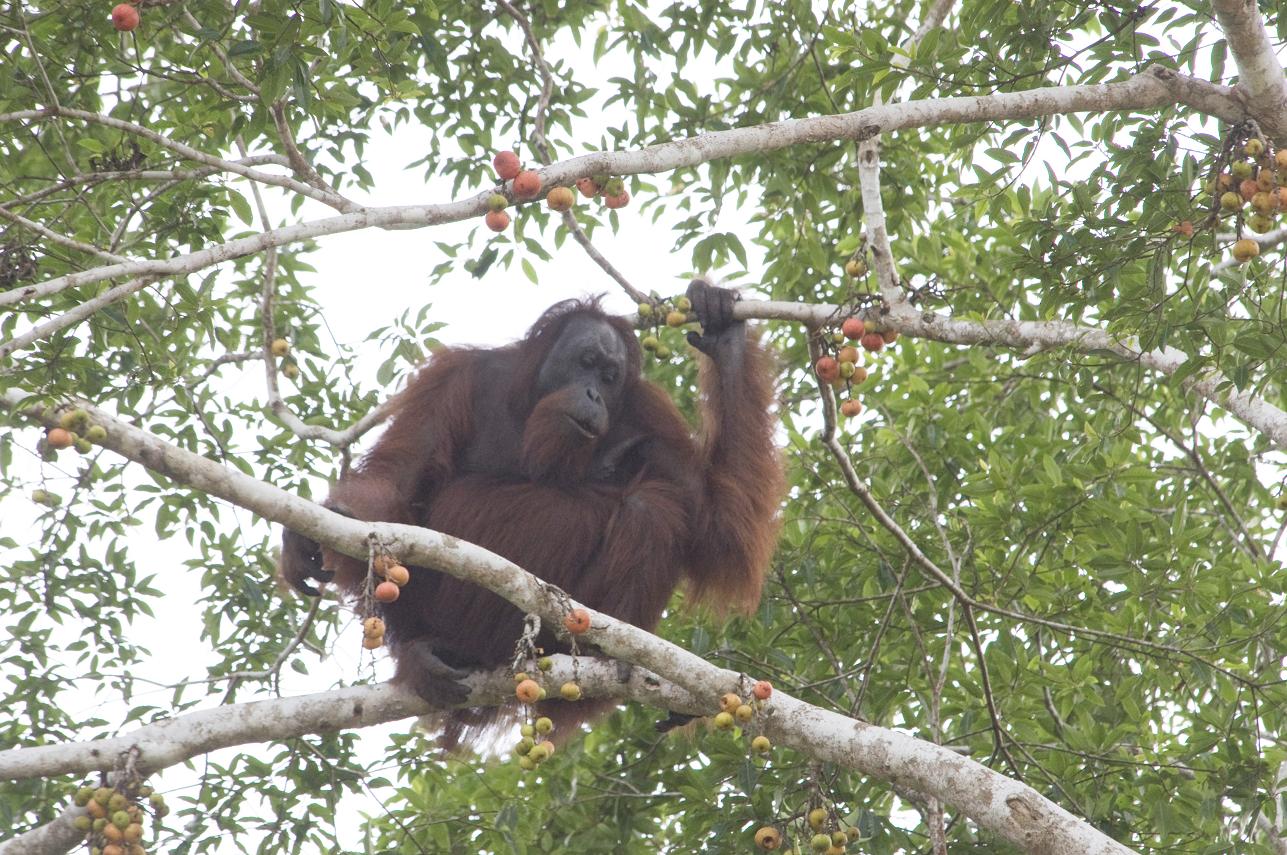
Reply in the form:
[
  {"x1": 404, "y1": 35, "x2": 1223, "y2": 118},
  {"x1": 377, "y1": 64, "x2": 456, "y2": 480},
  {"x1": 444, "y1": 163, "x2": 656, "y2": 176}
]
[{"x1": 5, "y1": 4, "x2": 1286, "y2": 851}]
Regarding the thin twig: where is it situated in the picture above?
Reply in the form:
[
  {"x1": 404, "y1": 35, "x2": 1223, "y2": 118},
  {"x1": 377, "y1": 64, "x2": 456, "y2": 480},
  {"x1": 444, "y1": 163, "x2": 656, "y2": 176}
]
[
  {"x1": 0, "y1": 277, "x2": 157, "y2": 361},
  {"x1": 0, "y1": 157, "x2": 293, "y2": 211},
  {"x1": 799, "y1": 338, "x2": 1262, "y2": 688},
  {"x1": 495, "y1": 0, "x2": 651, "y2": 304},
  {"x1": 269, "y1": 101, "x2": 358, "y2": 211},
  {"x1": 6, "y1": 107, "x2": 354, "y2": 210},
  {"x1": 0, "y1": 207, "x2": 125, "y2": 262}
]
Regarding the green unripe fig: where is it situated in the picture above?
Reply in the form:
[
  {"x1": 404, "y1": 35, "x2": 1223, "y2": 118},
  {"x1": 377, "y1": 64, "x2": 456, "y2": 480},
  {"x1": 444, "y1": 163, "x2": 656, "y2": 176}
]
[
  {"x1": 845, "y1": 258, "x2": 868, "y2": 277},
  {"x1": 60, "y1": 409, "x2": 90, "y2": 432},
  {"x1": 1248, "y1": 213, "x2": 1275, "y2": 233}
]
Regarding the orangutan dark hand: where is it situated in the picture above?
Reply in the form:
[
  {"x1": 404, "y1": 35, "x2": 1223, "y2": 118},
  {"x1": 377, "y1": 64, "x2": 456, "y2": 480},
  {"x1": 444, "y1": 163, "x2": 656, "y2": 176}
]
[
  {"x1": 398, "y1": 638, "x2": 472, "y2": 706},
  {"x1": 685, "y1": 277, "x2": 745, "y2": 361},
  {"x1": 279, "y1": 528, "x2": 332, "y2": 596}
]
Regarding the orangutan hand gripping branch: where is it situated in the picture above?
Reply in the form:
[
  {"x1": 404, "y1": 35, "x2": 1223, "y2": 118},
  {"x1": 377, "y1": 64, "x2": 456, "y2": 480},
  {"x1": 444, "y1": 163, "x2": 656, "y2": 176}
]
[{"x1": 280, "y1": 278, "x2": 784, "y2": 746}]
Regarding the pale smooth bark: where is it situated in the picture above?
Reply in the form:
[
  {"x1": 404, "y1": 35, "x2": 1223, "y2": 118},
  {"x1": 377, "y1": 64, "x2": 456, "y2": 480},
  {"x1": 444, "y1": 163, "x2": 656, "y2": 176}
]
[
  {"x1": 0, "y1": 68, "x2": 1239, "y2": 310},
  {"x1": 1211, "y1": 0, "x2": 1287, "y2": 140},
  {"x1": 726, "y1": 300, "x2": 1287, "y2": 452},
  {"x1": 0, "y1": 389, "x2": 1138, "y2": 855}
]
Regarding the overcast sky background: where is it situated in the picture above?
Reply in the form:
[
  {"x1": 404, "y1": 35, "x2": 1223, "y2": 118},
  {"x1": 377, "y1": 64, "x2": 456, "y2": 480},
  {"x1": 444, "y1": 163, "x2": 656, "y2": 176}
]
[{"x1": 7, "y1": 5, "x2": 1284, "y2": 850}]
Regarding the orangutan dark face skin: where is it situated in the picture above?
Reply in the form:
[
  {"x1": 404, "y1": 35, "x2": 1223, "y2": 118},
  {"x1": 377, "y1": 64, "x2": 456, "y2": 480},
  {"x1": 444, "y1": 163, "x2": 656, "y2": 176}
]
[
  {"x1": 279, "y1": 279, "x2": 785, "y2": 749},
  {"x1": 532, "y1": 314, "x2": 629, "y2": 442}
]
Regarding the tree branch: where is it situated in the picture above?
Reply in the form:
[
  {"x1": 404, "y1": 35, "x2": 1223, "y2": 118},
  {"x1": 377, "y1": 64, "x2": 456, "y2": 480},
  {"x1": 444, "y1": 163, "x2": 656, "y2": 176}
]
[
  {"x1": 0, "y1": 389, "x2": 1139, "y2": 855},
  {"x1": 1, "y1": 108, "x2": 353, "y2": 211},
  {"x1": 734, "y1": 300, "x2": 1287, "y2": 453},
  {"x1": 1211, "y1": 0, "x2": 1287, "y2": 140},
  {"x1": 0, "y1": 68, "x2": 1239, "y2": 309},
  {"x1": 268, "y1": 101, "x2": 358, "y2": 211},
  {"x1": 0, "y1": 276, "x2": 158, "y2": 361},
  {"x1": 0, "y1": 157, "x2": 293, "y2": 211},
  {"x1": 496, "y1": 0, "x2": 651, "y2": 305},
  {"x1": 853, "y1": 0, "x2": 955, "y2": 305},
  {"x1": 0, "y1": 658, "x2": 702, "y2": 783},
  {"x1": 1213, "y1": 223, "x2": 1287, "y2": 270},
  {"x1": 0, "y1": 208, "x2": 125, "y2": 263},
  {"x1": 0, "y1": 802, "x2": 83, "y2": 854}
]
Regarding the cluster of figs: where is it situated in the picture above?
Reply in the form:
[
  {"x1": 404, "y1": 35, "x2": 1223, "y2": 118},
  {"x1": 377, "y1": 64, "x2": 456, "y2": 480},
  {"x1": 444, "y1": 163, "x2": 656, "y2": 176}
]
[
  {"x1": 483, "y1": 150, "x2": 630, "y2": 232},
  {"x1": 1201, "y1": 136, "x2": 1287, "y2": 264},
  {"x1": 753, "y1": 804, "x2": 862, "y2": 853},
  {"x1": 814, "y1": 316, "x2": 896, "y2": 419},
  {"x1": 507, "y1": 609, "x2": 594, "y2": 773},
  {"x1": 359, "y1": 555, "x2": 412, "y2": 650},
  {"x1": 70, "y1": 782, "x2": 167, "y2": 855}
]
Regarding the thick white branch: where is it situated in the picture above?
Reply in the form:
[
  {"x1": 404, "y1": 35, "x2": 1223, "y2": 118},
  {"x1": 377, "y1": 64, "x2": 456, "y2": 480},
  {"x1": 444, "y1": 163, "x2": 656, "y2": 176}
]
[
  {"x1": 855, "y1": 0, "x2": 955, "y2": 304},
  {"x1": 1212, "y1": 0, "x2": 1287, "y2": 140},
  {"x1": 0, "y1": 277, "x2": 156, "y2": 361},
  {"x1": 0, "y1": 659, "x2": 702, "y2": 782},
  {"x1": 0, "y1": 69, "x2": 1239, "y2": 309},
  {"x1": 1258, "y1": 814, "x2": 1287, "y2": 855},
  {"x1": 0, "y1": 803, "x2": 82, "y2": 854},
  {"x1": 0, "y1": 660, "x2": 702, "y2": 855},
  {"x1": 0, "y1": 390, "x2": 1137, "y2": 855},
  {"x1": 731, "y1": 300, "x2": 1287, "y2": 452}
]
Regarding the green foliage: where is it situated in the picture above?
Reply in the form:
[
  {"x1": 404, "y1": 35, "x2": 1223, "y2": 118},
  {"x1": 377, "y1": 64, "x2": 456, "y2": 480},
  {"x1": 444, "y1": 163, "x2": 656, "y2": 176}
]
[{"x1": 1, "y1": 0, "x2": 1285, "y2": 852}]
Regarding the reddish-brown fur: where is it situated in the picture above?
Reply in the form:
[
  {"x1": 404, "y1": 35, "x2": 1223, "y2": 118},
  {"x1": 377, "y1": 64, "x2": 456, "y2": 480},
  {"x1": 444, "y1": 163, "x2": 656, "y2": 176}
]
[{"x1": 296, "y1": 298, "x2": 783, "y2": 747}]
